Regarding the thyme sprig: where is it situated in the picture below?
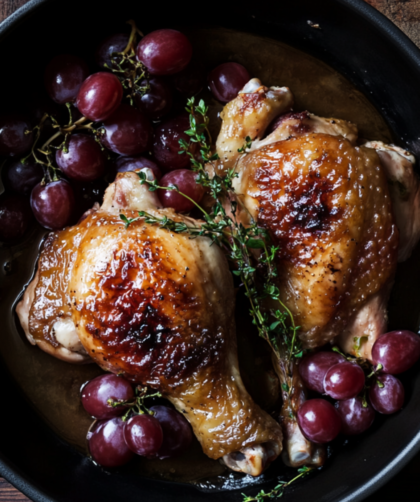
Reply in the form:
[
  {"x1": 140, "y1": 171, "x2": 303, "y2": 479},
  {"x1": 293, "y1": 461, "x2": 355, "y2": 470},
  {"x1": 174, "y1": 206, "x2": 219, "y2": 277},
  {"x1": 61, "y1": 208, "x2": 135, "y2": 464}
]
[
  {"x1": 120, "y1": 95, "x2": 309, "y2": 500},
  {"x1": 121, "y1": 98, "x2": 303, "y2": 401},
  {"x1": 107, "y1": 385, "x2": 162, "y2": 421},
  {"x1": 242, "y1": 466, "x2": 313, "y2": 501}
]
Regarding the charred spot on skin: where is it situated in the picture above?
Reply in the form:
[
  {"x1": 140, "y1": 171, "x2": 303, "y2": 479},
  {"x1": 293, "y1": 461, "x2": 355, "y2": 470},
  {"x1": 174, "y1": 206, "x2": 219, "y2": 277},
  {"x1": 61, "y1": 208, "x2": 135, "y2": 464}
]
[
  {"x1": 239, "y1": 92, "x2": 265, "y2": 112},
  {"x1": 81, "y1": 245, "x2": 223, "y2": 385}
]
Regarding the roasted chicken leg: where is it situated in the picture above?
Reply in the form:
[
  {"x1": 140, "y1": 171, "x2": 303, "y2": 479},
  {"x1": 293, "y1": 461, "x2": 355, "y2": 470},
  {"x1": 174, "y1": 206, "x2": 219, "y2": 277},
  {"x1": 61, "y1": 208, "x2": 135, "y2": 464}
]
[{"x1": 17, "y1": 169, "x2": 283, "y2": 476}]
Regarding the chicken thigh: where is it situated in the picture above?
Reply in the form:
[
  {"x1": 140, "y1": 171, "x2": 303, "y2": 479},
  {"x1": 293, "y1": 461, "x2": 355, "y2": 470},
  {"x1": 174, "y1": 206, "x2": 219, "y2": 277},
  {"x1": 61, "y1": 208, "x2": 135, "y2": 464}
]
[
  {"x1": 215, "y1": 80, "x2": 398, "y2": 352},
  {"x1": 213, "y1": 79, "x2": 399, "y2": 465},
  {"x1": 17, "y1": 169, "x2": 283, "y2": 476}
]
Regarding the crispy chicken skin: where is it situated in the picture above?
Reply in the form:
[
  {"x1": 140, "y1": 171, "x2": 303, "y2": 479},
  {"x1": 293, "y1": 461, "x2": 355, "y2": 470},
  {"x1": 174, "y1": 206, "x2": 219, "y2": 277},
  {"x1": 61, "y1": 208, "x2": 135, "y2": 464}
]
[
  {"x1": 234, "y1": 133, "x2": 399, "y2": 348},
  {"x1": 18, "y1": 169, "x2": 283, "y2": 476},
  {"x1": 215, "y1": 78, "x2": 293, "y2": 174}
]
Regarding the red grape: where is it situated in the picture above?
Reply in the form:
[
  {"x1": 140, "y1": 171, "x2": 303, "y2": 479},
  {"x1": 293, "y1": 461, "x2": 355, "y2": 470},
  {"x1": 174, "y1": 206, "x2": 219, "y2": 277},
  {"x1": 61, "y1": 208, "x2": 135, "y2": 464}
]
[
  {"x1": 208, "y1": 62, "x2": 250, "y2": 104},
  {"x1": 299, "y1": 351, "x2": 345, "y2": 394},
  {"x1": 152, "y1": 114, "x2": 191, "y2": 170},
  {"x1": 101, "y1": 103, "x2": 152, "y2": 156},
  {"x1": 369, "y1": 374, "x2": 405, "y2": 414},
  {"x1": 336, "y1": 397, "x2": 375, "y2": 435},
  {"x1": 297, "y1": 399, "x2": 341, "y2": 444},
  {"x1": 116, "y1": 155, "x2": 161, "y2": 180},
  {"x1": 88, "y1": 417, "x2": 134, "y2": 467},
  {"x1": 81, "y1": 374, "x2": 134, "y2": 420},
  {"x1": 0, "y1": 114, "x2": 34, "y2": 157},
  {"x1": 159, "y1": 170, "x2": 204, "y2": 212},
  {"x1": 135, "y1": 77, "x2": 172, "y2": 121},
  {"x1": 136, "y1": 29, "x2": 192, "y2": 76},
  {"x1": 30, "y1": 180, "x2": 75, "y2": 230},
  {"x1": 372, "y1": 330, "x2": 420, "y2": 375},
  {"x1": 324, "y1": 362, "x2": 365, "y2": 400},
  {"x1": 0, "y1": 195, "x2": 33, "y2": 241},
  {"x1": 56, "y1": 134, "x2": 106, "y2": 182},
  {"x1": 6, "y1": 158, "x2": 43, "y2": 195},
  {"x1": 95, "y1": 33, "x2": 129, "y2": 69},
  {"x1": 77, "y1": 73, "x2": 123, "y2": 122},
  {"x1": 44, "y1": 54, "x2": 89, "y2": 104},
  {"x1": 149, "y1": 405, "x2": 193, "y2": 459},
  {"x1": 123, "y1": 414, "x2": 163, "y2": 457},
  {"x1": 172, "y1": 61, "x2": 205, "y2": 96}
]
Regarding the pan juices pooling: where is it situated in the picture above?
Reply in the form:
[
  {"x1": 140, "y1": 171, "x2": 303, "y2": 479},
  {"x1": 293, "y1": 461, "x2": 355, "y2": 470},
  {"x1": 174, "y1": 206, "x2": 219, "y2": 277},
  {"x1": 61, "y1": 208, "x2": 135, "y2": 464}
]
[{"x1": 0, "y1": 17, "x2": 419, "y2": 497}]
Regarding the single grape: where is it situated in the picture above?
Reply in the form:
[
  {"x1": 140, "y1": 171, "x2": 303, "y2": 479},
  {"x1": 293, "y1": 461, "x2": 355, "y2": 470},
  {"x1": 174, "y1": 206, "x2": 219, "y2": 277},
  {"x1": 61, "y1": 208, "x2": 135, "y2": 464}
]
[
  {"x1": 137, "y1": 29, "x2": 192, "y2": 76},
  {"x1": 81, "y1": 374, "x2": 134, "y2": 420},
  {"x1": 208, "y1": 62, "x2": 250, "y2": 104},
  {"x1": 56, "y1": 134, "x2": 106, "y2": 182},
  {"x1": 297, "y1": 399, "x2": 342, "y2": 444},
  {"x1": 324, "y1": 362, "x2": 365, "y2": 400},
  {"x1": 88, "y1": 417, "x2": 134, "y2": 467},
  {"x1": 0, "y1": 114, "x2": 34, "y2": 157},
  {"x1": 336, "y1": 397, "x2": 375, "y2": 435},
  {"x1": 123, "y1": 414, "x2": 163, "y2": 457},
  {"x1": 159, "y1": 170, "x2": 204, "y2": 212},
  {"x1": 172, "y1": 60, "x2": 205, "y2": 96},
  {"x1": 298, "y1": 352, "x2": 345, "y2": 394},
  {"x1": 152, "y1": 114, "x2": 191, "y2": 170},
  {"x1": 95, "y1": 33, "x2": 129, "y2": 69},
  {"x1": 372, "y1": 330, "x2": 420, "y2": 375},
  {"x1": 101, "y1": 103, "x2": 152, "y2": 156},
  {"x1": 30, "y1": 180, "x2": 75, "y2": 230},
  {"x1": 149, "y1": 405, "x2": 193, "y2": 459},
  {"x1": 77, "y1": 73, "x2": 123, "y2": 122},
  {"x1": 44, "y1": 54, "x2": 89, "y2": 104},
  {"x1": 116, "y1": 155, "x2": 161, "y2": 180},
  {"x1": 6, "y1": 158, "x2": 43, "y2": 195},
  {"x1": 135, "y1": 77, "x2": 173, "y2": 121},
  {"x1": 0, "y1": 195, "x2": 33, "y2": 241},
  {"x1": 369, "y1": 373, "x2": 405, "y2": 415}
]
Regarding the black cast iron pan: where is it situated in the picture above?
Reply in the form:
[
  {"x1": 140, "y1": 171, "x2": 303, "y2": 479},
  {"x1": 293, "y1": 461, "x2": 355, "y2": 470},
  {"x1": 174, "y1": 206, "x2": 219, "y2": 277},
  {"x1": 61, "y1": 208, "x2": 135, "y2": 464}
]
[{"x1": 0, "y1": 0, "x2": 420, "y2": 501}]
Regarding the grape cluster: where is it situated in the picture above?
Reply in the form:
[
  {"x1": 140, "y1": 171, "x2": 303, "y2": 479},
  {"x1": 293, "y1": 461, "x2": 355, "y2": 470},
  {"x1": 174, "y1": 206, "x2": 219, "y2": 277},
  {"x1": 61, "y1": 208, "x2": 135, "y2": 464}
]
[
  {"x1": 297, "y1": 330, "x2": 420, "y2": 443},
  {"x1": 81, "y1": 374, "x2": 193, "y2": 467},
  {"x1": 0, "y1": 21, "x2": 251, "y2": 240}
]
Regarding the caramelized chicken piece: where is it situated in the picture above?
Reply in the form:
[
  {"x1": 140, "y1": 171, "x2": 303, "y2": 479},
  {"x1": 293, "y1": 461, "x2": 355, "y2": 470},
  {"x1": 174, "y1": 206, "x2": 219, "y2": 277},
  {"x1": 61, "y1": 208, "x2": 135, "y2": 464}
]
[
  {"x1": 364, "y1": 141, "x2": 420, "y2": 262},
  {"x1": 18, "y1": 169, "x2": 283, "y2": 476},
  {"x1": 17, "y1": 240, "x2": 91, "y2": 364},
  {"x1": 215, "y1": 78, "x2": 293, "y2": 174},
  {"x1": 233, "y1": 134, "x2": 398, "y2": 348}
]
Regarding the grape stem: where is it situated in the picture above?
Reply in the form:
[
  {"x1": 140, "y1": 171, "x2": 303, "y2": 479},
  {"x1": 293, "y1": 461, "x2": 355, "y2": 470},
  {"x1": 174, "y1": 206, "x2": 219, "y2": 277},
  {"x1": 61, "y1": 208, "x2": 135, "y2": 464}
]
[
  {"x1": 123, "y1": 19, "x2": 144, "y2": 55},
  {"x1": 107, "y1": 385, "x2": 162, "y2": 421}
]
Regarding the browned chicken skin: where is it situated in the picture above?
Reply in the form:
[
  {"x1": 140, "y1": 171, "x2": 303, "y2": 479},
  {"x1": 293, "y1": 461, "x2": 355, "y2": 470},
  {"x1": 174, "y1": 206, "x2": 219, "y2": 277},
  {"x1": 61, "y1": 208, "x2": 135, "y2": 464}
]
[
  {"x1": 18, "y1": 170, "x2": 283, "y2": 476},
  {"x1": 234, "y1": 133, "x2": 399, "y2": 348}
]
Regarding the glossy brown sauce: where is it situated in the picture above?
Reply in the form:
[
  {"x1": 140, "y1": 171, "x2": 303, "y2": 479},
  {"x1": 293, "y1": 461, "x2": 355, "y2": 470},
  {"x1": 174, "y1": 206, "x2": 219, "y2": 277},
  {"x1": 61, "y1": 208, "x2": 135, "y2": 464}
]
[{"x1": 0, "y1": 27, "x2": 408, "y2": 489}]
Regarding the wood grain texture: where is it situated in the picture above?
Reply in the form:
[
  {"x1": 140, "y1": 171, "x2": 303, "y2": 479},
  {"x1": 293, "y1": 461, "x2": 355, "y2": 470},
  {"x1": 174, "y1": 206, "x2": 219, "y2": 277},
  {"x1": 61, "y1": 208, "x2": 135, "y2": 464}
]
[
  {"x1": 368, "y1": 0, "x2": 420, "y2": 46},
  {"x1": 0, "y1": 479, "x2": 29, "y2": 501},
  {"x1": 0, "y1": 0, "x2": 29, "y2": 22},
  {"x1": 0, "y1": 0, "x2": 419, "y2": 501}
]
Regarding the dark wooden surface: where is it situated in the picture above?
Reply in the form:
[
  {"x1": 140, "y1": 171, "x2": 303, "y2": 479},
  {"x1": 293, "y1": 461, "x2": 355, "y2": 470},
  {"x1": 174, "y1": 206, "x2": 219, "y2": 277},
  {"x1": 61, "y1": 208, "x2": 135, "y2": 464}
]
[{"x1": 0, "y1": 0, "x2": 420, "y2": 500}]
